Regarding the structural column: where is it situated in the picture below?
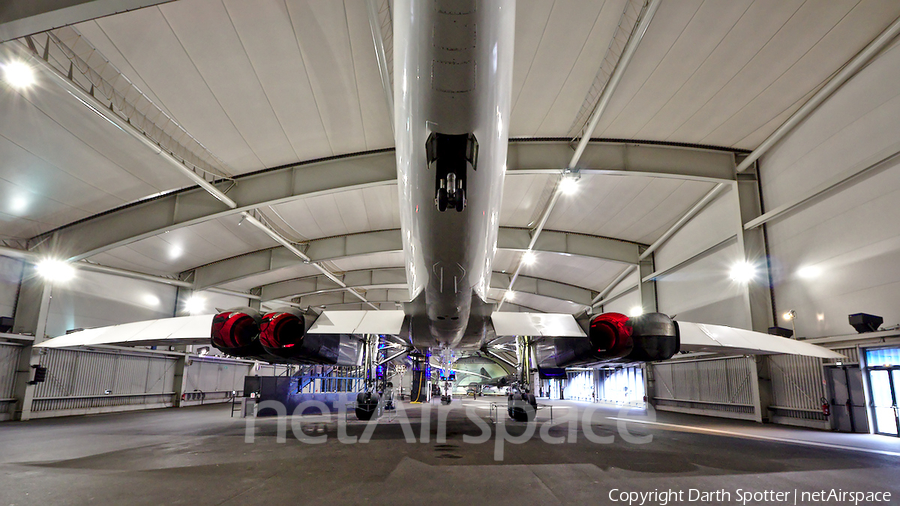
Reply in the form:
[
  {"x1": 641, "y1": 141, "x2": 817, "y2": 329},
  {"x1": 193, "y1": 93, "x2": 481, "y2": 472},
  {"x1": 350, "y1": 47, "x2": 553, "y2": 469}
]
[
  {"x1": 734, "y1": 158, "x2": 776, "y2": 423},
  {"x1": 10, "y1": 272, "x2": 52, "y2": 421},
  {"x1": 172, "y1": 283, "x2": 194, "y2": 407},
  {"x1": 637, "y1": 247, "x2": 657, "y2": 314}
]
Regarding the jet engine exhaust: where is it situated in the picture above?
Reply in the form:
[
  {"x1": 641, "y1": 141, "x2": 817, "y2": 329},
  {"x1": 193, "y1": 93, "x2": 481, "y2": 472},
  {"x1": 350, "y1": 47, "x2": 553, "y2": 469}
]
[
  {"x1": 535, "y1": 312, "x2": 680, "y2": 368},
  {"x1": 210, "y1": 307, "x2": 265, "y2": 358}
]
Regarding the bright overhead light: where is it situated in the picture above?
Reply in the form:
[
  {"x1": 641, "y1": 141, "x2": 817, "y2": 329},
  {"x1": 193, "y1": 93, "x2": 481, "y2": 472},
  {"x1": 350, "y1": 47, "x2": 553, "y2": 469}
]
[
  {"x1": 504, "y1": 290, "x2": 514, "y2": 301},
  {"x1": 10, "y1": 196, "x2": 28, "y2": 213},
  {"x1": 797, "y1": 265, "x2": 821, "y2": 279},
  {"x1": 2, "y1": 60, "x2": 36, "y2": 89},
  {"x1": 142, "y1": 294, "x2": 161, "y2": 307},
  {"x1": 169, "y1": 245, "x2": 183, "y2": 259},
  {"x1": 628, "y1": 306, "x2": 643, "y2": 317},
  {"x1": 184, "y1": 296, "x2": 206, "y2": 315},
  {"x1": 782, "y1": 309, "x2": 796, "y2": 321},
  {"x1": 729, "y1": 261, "x2": 756, "y2": 283},
  {"x1": 816, "y1": 312, "x2": 825, "y2": 322},
  {"x1": 559, "y1": 177, "x2": 579, "y2": 195},
  {"x1": 36, "y1": 259, "x2": 75, "y2": 282},
  {"x1": 522, "y1": 250, "x2": 536, "y2": 265}
]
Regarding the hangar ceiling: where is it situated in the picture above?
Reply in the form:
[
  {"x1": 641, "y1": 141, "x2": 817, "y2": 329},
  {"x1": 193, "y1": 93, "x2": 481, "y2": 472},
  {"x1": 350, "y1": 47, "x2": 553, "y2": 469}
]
[{"x1": 2, "y1": 0, "x2": 900, "y2": 315}]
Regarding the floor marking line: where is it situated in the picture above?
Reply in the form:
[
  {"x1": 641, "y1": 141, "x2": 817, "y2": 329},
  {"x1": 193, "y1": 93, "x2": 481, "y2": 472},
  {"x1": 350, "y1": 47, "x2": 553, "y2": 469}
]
[{"x1": 606, "y1": 417, "x2": 900, "y2": 457}]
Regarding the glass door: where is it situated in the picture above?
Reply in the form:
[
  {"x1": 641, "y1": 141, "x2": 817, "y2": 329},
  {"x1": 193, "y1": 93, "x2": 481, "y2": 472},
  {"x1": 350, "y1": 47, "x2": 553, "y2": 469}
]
[{"x1": 869, "y1": 369, "x2": 899, "y2": 436}]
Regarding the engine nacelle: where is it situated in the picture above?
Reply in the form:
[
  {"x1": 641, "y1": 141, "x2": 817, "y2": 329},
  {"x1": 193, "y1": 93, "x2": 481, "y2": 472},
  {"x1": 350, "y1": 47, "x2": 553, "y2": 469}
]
[
  {"x1": 210, "y1": 307, "x2": 264, "y2": 358},
  {"x1": 535, "y1": 312, "x2": 680, "y2": 368}
]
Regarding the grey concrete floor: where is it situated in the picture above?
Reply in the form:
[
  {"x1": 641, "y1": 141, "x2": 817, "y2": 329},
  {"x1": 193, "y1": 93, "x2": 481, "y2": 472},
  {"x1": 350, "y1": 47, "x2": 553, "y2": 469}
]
[{"x1": 1, "y1": 398, "x2": 899, "y2": 505}]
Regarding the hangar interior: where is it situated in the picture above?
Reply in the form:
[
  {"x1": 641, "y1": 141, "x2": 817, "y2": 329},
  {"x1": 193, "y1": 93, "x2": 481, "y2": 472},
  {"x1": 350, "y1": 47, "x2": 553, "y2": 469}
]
[{"x1": 0, "y1": 0, "x2": 899, "y2": 445}]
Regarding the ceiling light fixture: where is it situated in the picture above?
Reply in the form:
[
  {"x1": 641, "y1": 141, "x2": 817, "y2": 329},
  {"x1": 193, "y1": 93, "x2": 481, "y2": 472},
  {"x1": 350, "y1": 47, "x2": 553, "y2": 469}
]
[
  {"x1": 2, "y1": 60, "x2": 36, "y2": 89},
  {"x1": 522, "y1": 250, "x2": 536, "y2": 265},
  {"x1": 35, "y1": 259, "x2": 75, "y2": 282},
  {"x1": 184, "y1": 296, "x2": 206, "y2": 315},
  {"x1": 797, "y1": 265, "x2": 821, "y2": 279},
  {"x1": 559, "y1": 177, "x2": 579, "y2": 195},
  {"x1": 729, "y1": 261, "x2": 756, "y2": 283}
]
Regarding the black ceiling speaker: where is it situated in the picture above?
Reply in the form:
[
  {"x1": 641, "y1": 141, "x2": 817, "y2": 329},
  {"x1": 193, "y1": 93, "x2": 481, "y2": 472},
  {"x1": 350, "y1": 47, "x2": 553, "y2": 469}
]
[
  {"x1": 768, "y1": 326, "x2": 794, "y2": 339},
  {"x1": 848, "y1": 313, "x2": 883, "y2": 333}
]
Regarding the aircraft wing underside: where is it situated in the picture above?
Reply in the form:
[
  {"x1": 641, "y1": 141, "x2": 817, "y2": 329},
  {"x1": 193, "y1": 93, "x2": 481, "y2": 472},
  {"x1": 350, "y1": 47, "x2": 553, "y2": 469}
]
[{"x1": 35, "y1": 310, "x2": 841, "y2": 360}]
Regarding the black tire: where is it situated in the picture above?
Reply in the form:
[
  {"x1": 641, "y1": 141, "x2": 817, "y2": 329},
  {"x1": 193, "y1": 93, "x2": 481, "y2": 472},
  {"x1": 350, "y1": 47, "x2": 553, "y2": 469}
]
[
  {"x1": 455, "y1": 191, "x2": 465, "y2": 212},
  {"x1": 437, "y1": 188, "x2": 448, "y2": 211}
]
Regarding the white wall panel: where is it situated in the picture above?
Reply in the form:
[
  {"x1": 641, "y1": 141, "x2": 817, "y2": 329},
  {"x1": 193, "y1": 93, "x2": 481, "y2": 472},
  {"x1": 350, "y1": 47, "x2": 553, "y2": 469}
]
[
  {"x1": 759, "y1": 40, "x2": 900, "y2": 338},
  {"x1": 603, "y1": 287, "x2": 640, "y2": 316},
  {"x1": 656, "y1": 241, "x2": 750, "y2": 328},
  {"x1": 654, "y1": 185, "x2": 738, "y2": 272},
  {"x1": 45, "y1": 270, "x2": 178, "y2": 338}
]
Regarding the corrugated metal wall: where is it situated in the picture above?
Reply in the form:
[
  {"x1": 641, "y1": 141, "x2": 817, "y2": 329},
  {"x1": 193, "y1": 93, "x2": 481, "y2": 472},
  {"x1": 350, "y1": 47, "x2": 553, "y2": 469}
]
[
  {"x1": 182, "y1": 357, "x2": 254, "y2": 404},
  {"x1": 766, "y1": 354, "x2": 827, "y2": 427},
  {"x1": 651, "y1": 357, "x2": 756, "y2": 420},
  {"x1": 25, "y1": 348, "x2": 255, "y2": 417},
  {"x1": 0, "y1": 342, "x2": 23, "y2": 420},
  {"x1": 31, "y1": 348, "x2": 179, "y2": 415}
]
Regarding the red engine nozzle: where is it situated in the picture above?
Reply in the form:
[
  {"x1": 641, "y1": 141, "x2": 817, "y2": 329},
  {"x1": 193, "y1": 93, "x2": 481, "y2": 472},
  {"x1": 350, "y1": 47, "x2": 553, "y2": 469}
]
[
  {"x1": 589, "y1": 312, "x2": 633, "y2": 357},
  {"x1": 210, "y1": 308, "x2": 262, "y2": 357},
  {"x1": 259, "y1": 308, "x2": 306, "y2": 359}
]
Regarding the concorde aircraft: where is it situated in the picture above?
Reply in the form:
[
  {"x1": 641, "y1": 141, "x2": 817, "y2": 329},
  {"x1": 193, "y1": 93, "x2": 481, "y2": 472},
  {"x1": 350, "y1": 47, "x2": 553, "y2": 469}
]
[{"x1": 37, "y1": 0, "x2": 841, "y2": 393}]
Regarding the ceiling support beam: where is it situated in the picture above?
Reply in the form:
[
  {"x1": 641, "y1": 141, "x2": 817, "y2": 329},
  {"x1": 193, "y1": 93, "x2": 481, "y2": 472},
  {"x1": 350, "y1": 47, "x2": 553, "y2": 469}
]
[
  {"x1": 191, "y1": 227, "x2": 642, "y2": 290},
  {"x1": 0, "y1": 0, "x2": 174, "y2": 43},
  {"x1": 499, "y1": 0, "x2": 662, "y2": 310},
  {"x1": 735, "y1": 14, "x2": 900, "y2": 173},
  {"x1": 256, "y1": 268, "x2": 597, "y2": 307},
  {"x1": 29, "y1": 141, "x2": 734, "y2": 261}
]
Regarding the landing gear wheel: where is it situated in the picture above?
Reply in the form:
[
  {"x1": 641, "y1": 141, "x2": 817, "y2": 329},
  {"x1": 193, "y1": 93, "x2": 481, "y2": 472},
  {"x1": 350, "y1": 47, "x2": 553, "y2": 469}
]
[
  {"x1": 455, "y1": 191, "x2": 465, "y2": 212},
  {"x1": 437, "y1": 188, "x2": 449, "y2": 212}
]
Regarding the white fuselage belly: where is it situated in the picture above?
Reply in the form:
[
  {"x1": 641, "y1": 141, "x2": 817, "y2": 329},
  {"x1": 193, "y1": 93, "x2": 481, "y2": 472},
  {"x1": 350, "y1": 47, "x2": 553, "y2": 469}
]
[{"x1": 394, "y1": 0, "x2": 515, "y2": 348}]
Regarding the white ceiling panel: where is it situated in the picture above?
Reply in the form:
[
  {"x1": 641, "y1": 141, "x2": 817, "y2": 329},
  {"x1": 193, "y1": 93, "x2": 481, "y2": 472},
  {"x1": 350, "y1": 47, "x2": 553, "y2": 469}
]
[
  {"x1": 84, "y1": 4, "x2": 265, "y2": 173},
  {"x1": 489, "y1": 288, "x2": 585, "y2": 314},
  {"x1": 219, "y1": 262, "x2": 323, "y2": 293},
  {"x1": 499, "y1": 173, "x2": 554, "y2": 228},
  {"x1": 328, "y1": 250, "x2": 405, "y2": 273},
  {"x1": 159, "y1": 0, "x2": 297, "y2": 169},
  {"x1": 269, "y1": 186, "x2": 402, "y2": 241},
  {"x1": 595, "y1": 0, "x2": 900, "y2": 149},
  {"x1": 510, "y1": 0, "x2": 623, "y2": 137},
  {"x1": 513, "y1": 250, "x2": 627, "y2": 293},
  {"x1": 546, "y1": 174, "x2": 715, "y2": 244},
  {"x1": 87, "y1": 214, "x2": 278, "y2": 276}
]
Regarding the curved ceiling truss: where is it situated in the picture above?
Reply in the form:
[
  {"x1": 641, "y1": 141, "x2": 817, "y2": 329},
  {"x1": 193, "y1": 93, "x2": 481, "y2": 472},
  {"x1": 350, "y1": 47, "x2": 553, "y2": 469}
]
[{"x1": 31, "y1": 141, "x2": 738, "y2": 261}]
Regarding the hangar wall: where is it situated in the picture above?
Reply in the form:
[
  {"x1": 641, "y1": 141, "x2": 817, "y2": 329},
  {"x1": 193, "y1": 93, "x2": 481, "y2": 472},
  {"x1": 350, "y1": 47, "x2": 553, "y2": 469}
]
[
  {"x1": 26, "y1": 347, "x2": 257, "y2": 419},
  {"x1": 758, "y1": 39, "x2": 900, "y2": 339},
  {"x1": 653, "y1": 186, "x2": 751, "y2": 329},
  {"x1": 46, "y1": 270, "x2": 178, "y2": 338}
]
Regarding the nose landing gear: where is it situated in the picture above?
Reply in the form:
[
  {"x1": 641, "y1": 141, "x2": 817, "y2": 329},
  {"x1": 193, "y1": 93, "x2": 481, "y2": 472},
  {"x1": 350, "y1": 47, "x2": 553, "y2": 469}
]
[{"x1": 426, "y1": 132, "x2": 478, "y2": 213}]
